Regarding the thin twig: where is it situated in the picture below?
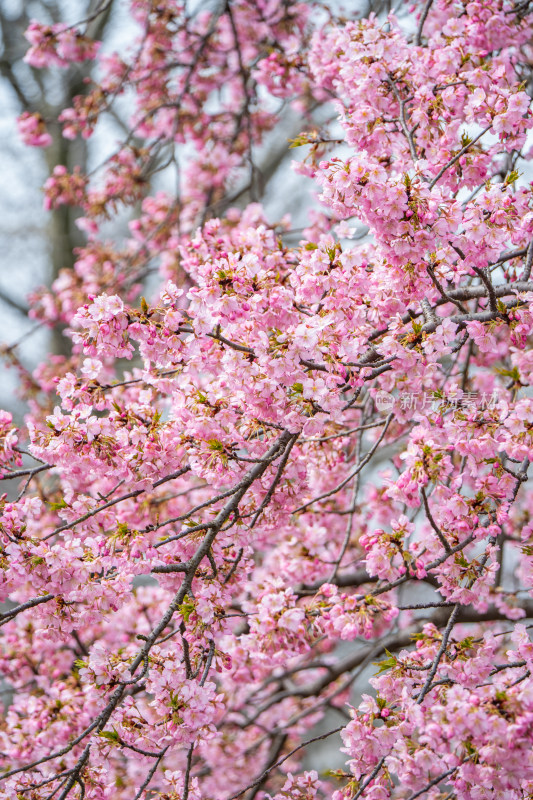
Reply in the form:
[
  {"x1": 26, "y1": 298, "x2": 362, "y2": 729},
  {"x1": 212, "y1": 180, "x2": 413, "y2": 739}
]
[
  {"x1": 417, "y1": 604, "x2": 459, "y2": 703},
  {"x1": 292, "y1": 414, "x2": 393, "y2": 513},
  {"x1": 429, "y1": 126, "x2": 491, "y2": 189},
  {"x1": 225, "y1": 726, "x2": 343, "y2": 800},
  {"x1": 421, "y1": 487, "x2": 451, "y2": 553},
  {"x1": 415, "y1": 0, "x2": 435, "y2": 45},
  {"x1": 132, "y1": 746, "x2": 169, "y2": 800}
]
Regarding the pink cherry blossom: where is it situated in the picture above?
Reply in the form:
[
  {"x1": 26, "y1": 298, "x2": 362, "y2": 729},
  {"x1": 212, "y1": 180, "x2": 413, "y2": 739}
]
[{"x1": 4, "y1": 1, "x2": 533, "y2": 798}]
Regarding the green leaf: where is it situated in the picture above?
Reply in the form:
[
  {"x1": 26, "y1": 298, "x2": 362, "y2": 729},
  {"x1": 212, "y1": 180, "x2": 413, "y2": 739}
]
[
  {"x1": 99, "y1": 729, "x2": 120, "y2": 743},
  {"x1": 497, "y1": 299, "x2": 508, "y2": 314},
  {"x1": 495, "y1": 366, "x2": 520, "y2": 381},
  {"x1": 463, "y1": 740, "x2": 478, "y2": 759},
  {"x1": 323, "y1": 769, "x2": 350, "y2": 780},
  {"x1": 288, "y1": 133, "x2": 315, "y2": 148},
  {"x1": 374, "y1": 649, "x2": 397, "y2": 674},
  {"x1": 179, "y1": 597, "x2": 196, "y2": 622},
  {"x1": 504, "y1": 169, "x2": 520, "y2": 186},
  {"x1": 50, "y1": 498, "x2": 67, "y2": 511}
]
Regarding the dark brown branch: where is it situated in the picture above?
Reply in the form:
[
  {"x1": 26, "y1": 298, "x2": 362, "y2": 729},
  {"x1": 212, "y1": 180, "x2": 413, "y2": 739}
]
[{"x1": 415, "y1": 0, "x2": 435, "y2": 45}]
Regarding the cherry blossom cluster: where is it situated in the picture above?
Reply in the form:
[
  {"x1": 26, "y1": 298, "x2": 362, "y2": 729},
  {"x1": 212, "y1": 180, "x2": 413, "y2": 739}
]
[
  {"x1": 2, "y1": 0, "x2": 533, "y2": 798},
  {"x1": 24, "y1": 20, "x2": 100, "y2": 68}
]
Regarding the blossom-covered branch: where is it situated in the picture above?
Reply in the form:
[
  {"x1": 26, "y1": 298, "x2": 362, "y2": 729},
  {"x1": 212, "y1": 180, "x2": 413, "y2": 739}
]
[{"x1": 2, "y1": 0, "x2": 533, "y2": 798}]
